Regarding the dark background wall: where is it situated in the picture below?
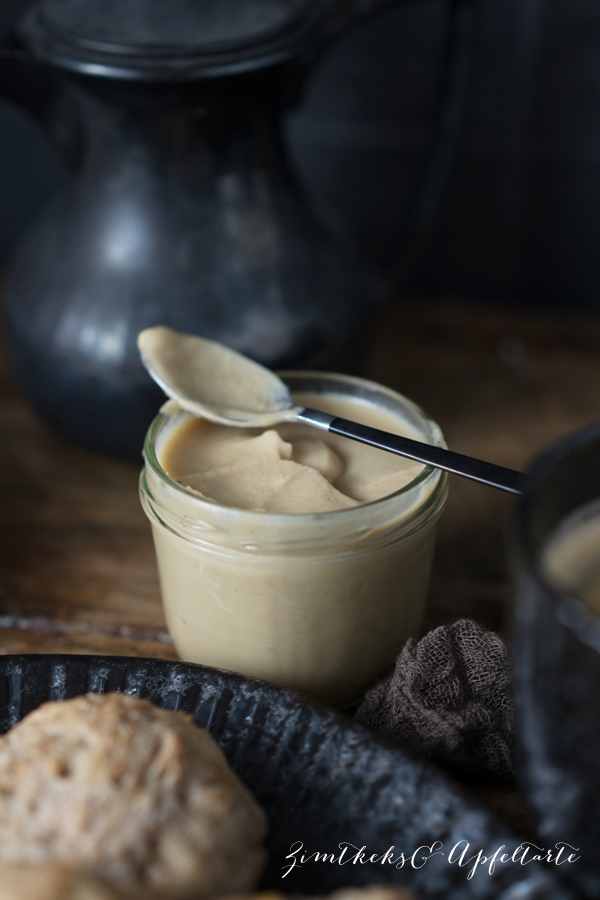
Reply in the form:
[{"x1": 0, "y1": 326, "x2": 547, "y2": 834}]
[{"x1": 1, "y1": 0, "x2": 600, "y2": 308}]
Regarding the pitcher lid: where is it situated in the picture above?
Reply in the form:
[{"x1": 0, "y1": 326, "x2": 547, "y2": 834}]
[{"x1": 19, "y1": 0, "x2": 323, "y2": 80}]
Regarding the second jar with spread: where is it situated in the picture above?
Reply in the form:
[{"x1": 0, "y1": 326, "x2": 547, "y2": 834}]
[{"x1": 140, "y1": 372, "x2": 448, "y2": 707}]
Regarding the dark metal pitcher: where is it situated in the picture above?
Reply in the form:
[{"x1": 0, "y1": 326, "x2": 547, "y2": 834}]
[{"x1": 0, "y1": 0, "x2": 400, "y2": 456}]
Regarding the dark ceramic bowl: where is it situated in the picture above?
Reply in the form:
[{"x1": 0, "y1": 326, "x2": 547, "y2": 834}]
[
  {"x1": 0, "y1": 654, "x2": 574, "y2": 899},
  {"x1": 512, "y1": 423, "x2": 600, "y2": 898}
]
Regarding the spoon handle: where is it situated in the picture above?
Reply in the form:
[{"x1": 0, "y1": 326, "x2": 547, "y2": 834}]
[{"x1": 296, "y1": 408, "x2": 526, "y2": 495}]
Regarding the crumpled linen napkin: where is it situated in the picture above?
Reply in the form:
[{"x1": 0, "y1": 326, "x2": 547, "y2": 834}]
[{"x1": 355, "y1": 619, "x2": 513, "y2": 780}]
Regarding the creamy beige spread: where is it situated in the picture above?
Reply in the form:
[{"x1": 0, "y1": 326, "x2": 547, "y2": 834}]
[
  {"x1": 542, "y1": 499, "x2": 600, "y2": 614},
  {"x1": 161, "y1": 392, "x2": 424, "y2": 514},
  {"x1": 141, "y1": 326, "x2": 425, "y2": 514}
]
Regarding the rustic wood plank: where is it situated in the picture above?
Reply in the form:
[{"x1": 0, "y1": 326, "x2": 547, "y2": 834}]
[{"x1": 0, "y1": 623, "x2": 177, "y2": 660}]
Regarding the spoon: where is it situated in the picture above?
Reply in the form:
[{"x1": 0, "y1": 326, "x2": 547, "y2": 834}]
[{"x1": 138, "y1": 326, "x2": 526, "y2": 495}]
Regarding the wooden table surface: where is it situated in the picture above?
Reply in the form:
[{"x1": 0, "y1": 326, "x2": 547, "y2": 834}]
[
  {"x1": 1, "y1": 298, "x2": 599, "y2": 826},
  {"x1": 3, "y1": 298, "x2": 599, "y2": 655}
]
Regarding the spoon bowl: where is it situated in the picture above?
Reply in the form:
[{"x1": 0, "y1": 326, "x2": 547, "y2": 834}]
[{"x1": 138, "y1": 326, "x2": 298, "y2": 426}]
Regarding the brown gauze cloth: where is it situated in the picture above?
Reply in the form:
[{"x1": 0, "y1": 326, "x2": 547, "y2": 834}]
[{"x1": 355, "y1": 619, "x2": 513, "y2": 780}]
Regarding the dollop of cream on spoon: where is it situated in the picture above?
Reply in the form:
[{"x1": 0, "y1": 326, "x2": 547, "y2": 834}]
[{"x1": 137, "y1": 326, "x2": 297, "y2": 426}]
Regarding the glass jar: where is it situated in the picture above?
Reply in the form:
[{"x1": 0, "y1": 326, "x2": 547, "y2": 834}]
[{"x1": 140, "y1": 372, "x2": 448, "y2": 707}]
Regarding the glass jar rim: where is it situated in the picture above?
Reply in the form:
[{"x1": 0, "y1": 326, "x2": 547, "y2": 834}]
[{"x1": 142, "y1": 370, "x2": 448, "y2": 536}]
